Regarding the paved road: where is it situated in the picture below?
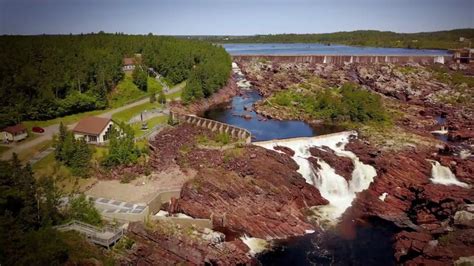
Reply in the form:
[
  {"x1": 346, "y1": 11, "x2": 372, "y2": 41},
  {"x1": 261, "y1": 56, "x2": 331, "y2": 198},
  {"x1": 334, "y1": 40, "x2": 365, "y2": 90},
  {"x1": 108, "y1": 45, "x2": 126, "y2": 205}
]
[{"x1": 1, "y1": 82, "x2": 185, "y2": 161}]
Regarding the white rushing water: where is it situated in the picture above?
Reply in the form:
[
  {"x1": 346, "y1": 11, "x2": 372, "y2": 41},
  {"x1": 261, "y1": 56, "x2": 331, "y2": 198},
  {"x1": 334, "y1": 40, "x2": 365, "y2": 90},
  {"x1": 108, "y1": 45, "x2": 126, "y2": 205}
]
[
  {"x1": 430, "y1": 160, "x2": 469, "y2": 188},
  {"x1": 240, "y1": 235, "x2": 270, "y2": 256},
  {"x1": 255, "y1": 131, "x2": 377, "y2": 225}
]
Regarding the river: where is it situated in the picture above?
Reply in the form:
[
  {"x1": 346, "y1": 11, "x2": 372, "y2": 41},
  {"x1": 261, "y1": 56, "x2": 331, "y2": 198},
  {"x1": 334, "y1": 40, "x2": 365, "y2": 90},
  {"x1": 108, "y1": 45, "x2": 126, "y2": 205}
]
[
  {"x1": 204, "y1": 90, "x2": 397, "y2": 265},
  {"x1": 223, "y1": 43, "x2": 450, "y2": 56}
]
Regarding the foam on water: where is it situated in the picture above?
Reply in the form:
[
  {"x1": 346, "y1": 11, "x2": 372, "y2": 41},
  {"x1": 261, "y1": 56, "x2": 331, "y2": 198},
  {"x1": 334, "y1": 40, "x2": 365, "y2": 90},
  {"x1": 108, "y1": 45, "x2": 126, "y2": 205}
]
[
  {"x1": 240, "y1": 235, "x2": 270, "y2": 256},
  {"x1": 255, "y1": 131, "x2": 377, "y2": 225},
  {"x1": 430, "y1": 160, "x2": 469, "y2": 188}
]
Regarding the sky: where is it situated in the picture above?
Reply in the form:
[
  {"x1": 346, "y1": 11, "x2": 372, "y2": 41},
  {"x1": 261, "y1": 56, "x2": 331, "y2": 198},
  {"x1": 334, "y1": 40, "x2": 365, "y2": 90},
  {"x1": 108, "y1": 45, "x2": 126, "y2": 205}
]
[{"x1": 0, "y1": 0, "x2": 473, "y2": 35}]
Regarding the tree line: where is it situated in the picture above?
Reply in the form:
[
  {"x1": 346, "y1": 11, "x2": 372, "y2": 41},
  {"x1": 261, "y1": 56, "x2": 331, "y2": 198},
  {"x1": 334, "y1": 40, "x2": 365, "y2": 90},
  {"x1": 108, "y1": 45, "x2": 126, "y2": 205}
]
[
  {"x1": 0, "y1": 33, "x2": 231, "y2": 128},
  {"x1": 0, "y1": 155, "x2": 104, "y2": 265},
  {"x1": 204, "y1": 28, "x2": 474, "y2": 50}
]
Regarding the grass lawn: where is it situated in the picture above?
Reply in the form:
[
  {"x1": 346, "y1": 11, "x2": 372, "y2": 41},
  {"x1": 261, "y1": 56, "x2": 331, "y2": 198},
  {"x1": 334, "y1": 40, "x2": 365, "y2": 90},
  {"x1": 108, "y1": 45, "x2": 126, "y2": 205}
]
[
  {"x1": 108, "y1": 74, "x2": 147, "y2": 108},
  {"x1": 32, "y1": 149, "x2": 97, "y2": 193},
  {"x1": 167, "y1": 89, "x2": 182, "y2": 100},
  {"x1": 17, "y1": 139, "x2": 53, "y2": 162},
  {"x1": 112, "y1": 102, "x2": 164, "y2": 123},
  {"x1": 131, "y1": 115, "x2": 168, "y2": 138},
  {"x1": 148, "y1": 76, "x2": 163, "y2": 94},
  {"x1": 23, "y1": 109, "x2": 106, "y2": 130}
]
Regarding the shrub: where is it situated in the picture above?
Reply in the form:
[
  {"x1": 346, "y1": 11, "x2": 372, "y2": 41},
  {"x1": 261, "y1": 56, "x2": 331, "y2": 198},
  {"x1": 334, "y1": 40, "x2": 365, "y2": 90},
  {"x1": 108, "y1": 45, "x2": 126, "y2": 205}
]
[{"x1": 67, "y1": 194, "x2": 102, "y2": 226}]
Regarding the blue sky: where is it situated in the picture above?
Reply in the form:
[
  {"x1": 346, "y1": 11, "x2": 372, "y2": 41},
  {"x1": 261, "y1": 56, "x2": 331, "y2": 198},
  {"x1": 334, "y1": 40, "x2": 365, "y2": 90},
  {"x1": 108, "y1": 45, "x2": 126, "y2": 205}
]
[{"x1": 0, "y1": 0, "x2": 473, "y2": 35}]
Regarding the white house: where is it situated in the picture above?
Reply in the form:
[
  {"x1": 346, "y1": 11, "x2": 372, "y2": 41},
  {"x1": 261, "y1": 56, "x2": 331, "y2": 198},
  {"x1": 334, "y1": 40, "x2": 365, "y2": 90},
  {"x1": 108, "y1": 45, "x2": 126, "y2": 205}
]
[
  {"x1": 122, "y1": 57, "x2": 136, "y2": 72},
  {"x1": 72, "y1": 117, "x2": 115, "y2": 144},
  {"x1": 1, "y1": 123, "x2": 28, "y2": 142}
]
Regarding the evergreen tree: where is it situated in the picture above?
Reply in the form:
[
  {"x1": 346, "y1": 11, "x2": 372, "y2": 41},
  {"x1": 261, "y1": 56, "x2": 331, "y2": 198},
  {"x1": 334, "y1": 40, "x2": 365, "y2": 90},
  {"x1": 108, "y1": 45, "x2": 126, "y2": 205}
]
[
  {"x1": 132, "y1": 66, "x2": 148, "y2": 91},
  {"x1": 103, "y1": 123, "x2": 140, "y2": 167},
  {"x1": 158, "y1": 90, "x2": 166, "y2": 105},
  {"x1": 149, "y1": 92, "x2": 156, "y2": 103},
  {"x1": 69, "y1": 138, "x2": 92, "y2": 177}
]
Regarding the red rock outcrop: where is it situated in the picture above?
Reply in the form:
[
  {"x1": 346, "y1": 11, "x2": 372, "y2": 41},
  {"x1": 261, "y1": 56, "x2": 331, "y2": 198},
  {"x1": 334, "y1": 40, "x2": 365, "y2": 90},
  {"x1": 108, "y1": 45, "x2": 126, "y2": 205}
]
[
  {"x1": 149, "y1": 124, "x2": 328, "y2": 240},
  {"x1": 122, "y1": 222, "x2": 252, "y2": 265},
  {"x1": 309, "y1": 146, "x2": 354, "y2": 180},
  {"x1": 343, "y1": 139, "x2": 474, "y2": 264},
  {"x1": 170, "y1": 77, "x2": 239, "y2": 116}
]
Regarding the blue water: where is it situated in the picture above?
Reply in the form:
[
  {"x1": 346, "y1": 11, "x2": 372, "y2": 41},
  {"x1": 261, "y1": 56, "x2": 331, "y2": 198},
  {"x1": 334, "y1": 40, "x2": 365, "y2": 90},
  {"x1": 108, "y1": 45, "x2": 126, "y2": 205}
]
[
  {"x1": 204, "y1": 89, "x2": 343, "y2": 141},
  {"x1": 223, "y1": 43, "x2": 450, "y2": 56}
]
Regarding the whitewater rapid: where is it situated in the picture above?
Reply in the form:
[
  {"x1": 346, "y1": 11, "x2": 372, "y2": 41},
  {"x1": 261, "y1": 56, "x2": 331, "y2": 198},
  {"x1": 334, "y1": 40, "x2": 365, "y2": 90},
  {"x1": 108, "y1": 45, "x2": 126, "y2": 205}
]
[
  {"x1": 255, "y1": 131, "x2": 377, "y2": 226},
  {"x1": 429, "y1": 160, "x2": 469, "y2": 188}
]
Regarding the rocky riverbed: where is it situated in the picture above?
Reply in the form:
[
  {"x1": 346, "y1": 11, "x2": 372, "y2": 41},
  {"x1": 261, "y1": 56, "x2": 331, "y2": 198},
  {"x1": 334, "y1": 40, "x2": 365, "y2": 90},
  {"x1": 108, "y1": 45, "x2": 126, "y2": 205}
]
[{"x1": 124, "y1": 59, "x2": 473, "y2": 265}]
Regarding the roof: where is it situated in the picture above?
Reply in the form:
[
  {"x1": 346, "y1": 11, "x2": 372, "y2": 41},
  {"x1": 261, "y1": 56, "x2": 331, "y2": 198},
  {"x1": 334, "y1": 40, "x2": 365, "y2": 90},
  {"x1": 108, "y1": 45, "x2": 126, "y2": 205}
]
[
  {"x1": 73, "y1": 117, "x2": 112, "y2": 135},
  {"x1": 2, "y1": 123, "x2": 26, "y2": 134},
  {"x1": 123, "y1": 57, "x2": 135, "y2": 66}
]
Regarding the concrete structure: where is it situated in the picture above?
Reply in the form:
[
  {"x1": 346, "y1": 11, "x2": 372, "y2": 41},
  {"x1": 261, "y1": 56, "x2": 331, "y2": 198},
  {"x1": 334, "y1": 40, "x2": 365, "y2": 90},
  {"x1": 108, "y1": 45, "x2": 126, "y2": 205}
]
[
  {"x1": 452, "y1": 48, "x2": 474, "y2": 64},
  {"x1": 169, "y1": 111, "x2": 252, "y2": 144},
  {"x1": 233, "y1": 55, "x2": 453, "y2": 65},
  {"x1": 1, "y1": 123, "x2": 28, "y2": 142},
  {"x1": 55, "y1": 220, "x2": 124, "y2": 248},
  {"x1": 73, "y1": 116, "x2": 115, "y2": 144},
  {"x1": 89, "y1": 196, "x2": 149, "y2": 223}
]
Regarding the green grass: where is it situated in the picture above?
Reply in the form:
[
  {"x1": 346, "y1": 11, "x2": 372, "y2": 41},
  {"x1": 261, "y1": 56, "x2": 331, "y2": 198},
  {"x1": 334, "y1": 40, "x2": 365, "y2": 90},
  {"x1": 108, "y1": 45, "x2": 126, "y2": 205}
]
[
  {"x1": 131, "y1": 115, "x2": 168, "y2": 138},
  {"x1": 108, "y1": 74, "x2": 148, "y2": 108},
  {"x1": 167, "y1": 89, "x2": 183, "y2": 100},
  {"x1": 112, "y1": 102, "x2": 164, "y2": 123},
  {"x1": 23, "y1": 109, "x2": 106, "y2": 130},
  {"x1": 17, "y1": 139, "x2": 53, "y2": 162},
  {"x1": 148, "y1": 76, "x2": 163, "y2": 94}
]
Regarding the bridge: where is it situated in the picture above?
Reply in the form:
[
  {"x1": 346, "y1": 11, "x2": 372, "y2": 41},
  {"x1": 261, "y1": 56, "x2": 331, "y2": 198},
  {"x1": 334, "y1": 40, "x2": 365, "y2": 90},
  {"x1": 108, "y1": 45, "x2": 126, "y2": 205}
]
[{"x1": 55, "y1": 220, "x2": 124, "y2": 248}]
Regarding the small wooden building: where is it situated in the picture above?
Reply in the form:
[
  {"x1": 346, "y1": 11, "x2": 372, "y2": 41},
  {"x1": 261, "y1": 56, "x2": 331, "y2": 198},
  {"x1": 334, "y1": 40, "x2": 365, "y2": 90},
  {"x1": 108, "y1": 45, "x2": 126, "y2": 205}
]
[
  {"x1": 1, "y1": 124, "x2": 28, "y2": 142},
  {"x1": 72, "y1": 117, "x2": 115, "y2": 144},
  {"x1": 452, "y1": 48, "x2": 474, "y2": 64}
]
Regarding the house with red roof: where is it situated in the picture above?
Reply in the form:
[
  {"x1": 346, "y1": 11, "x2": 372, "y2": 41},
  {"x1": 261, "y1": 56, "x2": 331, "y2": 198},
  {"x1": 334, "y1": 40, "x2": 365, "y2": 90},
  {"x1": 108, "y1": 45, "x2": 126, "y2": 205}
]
[
  {"x1": 1, "y1": 123, "x2": 28, "y2": 142},
  {"x1": 72, "y1": 116, "x2": 115, "y2": 144}
]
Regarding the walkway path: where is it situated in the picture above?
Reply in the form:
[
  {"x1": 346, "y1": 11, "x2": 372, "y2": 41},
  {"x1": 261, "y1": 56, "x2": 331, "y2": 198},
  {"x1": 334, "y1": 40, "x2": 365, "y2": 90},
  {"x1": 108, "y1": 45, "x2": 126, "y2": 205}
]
[
  {"x1": 55, "y1": 220, "x2": 124, "y2": 248},
  {"x1": 1, "y1": 82, "x2": 185, "y2": 161}
]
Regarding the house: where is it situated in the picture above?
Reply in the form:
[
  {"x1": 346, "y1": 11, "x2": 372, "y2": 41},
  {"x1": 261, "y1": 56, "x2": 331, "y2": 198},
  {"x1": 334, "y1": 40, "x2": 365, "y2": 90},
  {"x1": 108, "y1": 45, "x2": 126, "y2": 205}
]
[
  {"x1": 452, "y1": 48, "x2": 474, "y2": 64},
  {"x1": 1, "y1": 123, "x2": 28, "y2": 142},
  {"x1": 122, "y1": 57, "x2": 136, "y2": 72},
  {"x1": 122, "y1": 54, "x2": 142, "y2": 72},
  {"x1": 72, "y1": 117, "x2": 115, "y2": 144}
]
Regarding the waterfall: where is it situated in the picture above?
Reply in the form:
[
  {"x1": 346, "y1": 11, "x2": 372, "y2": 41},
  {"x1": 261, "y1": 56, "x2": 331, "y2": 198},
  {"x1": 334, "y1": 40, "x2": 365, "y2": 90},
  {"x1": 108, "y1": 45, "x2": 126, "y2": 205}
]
[
  {"x1": 255, "y1": 132, "x2": 377, "y2": 225},
  {"x1": 430, "y1": 161, "x2": 469, "y2": 188},
  {"x1": 240, "y1": 235, "x2": 270, "y2": 256}
]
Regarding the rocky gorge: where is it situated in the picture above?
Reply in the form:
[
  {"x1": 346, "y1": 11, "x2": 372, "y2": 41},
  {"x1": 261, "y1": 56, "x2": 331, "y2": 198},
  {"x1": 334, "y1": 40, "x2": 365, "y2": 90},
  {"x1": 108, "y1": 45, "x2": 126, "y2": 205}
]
[{"x1": 123, "y1": 58, "x2": 474, "y2": 265}]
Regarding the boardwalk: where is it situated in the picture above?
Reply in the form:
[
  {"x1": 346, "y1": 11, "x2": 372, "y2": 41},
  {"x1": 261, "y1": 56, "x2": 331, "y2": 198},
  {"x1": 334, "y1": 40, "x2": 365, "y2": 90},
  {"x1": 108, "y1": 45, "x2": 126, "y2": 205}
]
[{"x1": 55, "y1": 220, "x2": 124, "y2": 248}]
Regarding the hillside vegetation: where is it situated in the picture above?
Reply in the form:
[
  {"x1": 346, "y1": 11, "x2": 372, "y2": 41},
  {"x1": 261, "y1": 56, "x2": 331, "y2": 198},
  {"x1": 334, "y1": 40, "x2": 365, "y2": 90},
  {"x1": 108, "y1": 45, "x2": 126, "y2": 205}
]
[
  {"x1": 0, "y1": 34, "x2": 231, "y2": 128},
  {"x1": 205, "y1": 29, "x2": 474, "y2": 49}
]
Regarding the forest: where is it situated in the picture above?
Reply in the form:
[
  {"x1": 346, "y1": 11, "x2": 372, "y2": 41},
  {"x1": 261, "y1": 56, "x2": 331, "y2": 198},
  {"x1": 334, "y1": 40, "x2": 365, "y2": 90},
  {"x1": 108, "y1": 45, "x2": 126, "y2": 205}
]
[
  {"x1": 202, "y1": 28, "x2": 474, "y2": 50},
  {"x1": 0, "y1": 33, "x2": 231, "y2": 128}
]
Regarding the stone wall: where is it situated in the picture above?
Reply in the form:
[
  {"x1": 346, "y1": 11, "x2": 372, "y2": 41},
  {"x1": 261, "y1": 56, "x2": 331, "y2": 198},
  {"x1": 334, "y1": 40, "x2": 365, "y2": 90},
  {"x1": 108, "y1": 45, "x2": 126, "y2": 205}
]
[
  {"x1": 233, "y1": 55, "x2": 452, "y2": 65},
  {"x1": 170, "y1": 111, "x2": 252, "y2": 143}
]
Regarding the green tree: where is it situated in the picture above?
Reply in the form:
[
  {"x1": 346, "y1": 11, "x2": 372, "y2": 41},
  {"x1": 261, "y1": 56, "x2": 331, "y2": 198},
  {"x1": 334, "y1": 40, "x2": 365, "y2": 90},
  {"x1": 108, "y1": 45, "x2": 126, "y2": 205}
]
[
  {"x1": 132, "y1": 66, "x2": 148, "y2": 92},
  {"x1": 158, "y1": 90, "x2": 166, "y2": 104},
  {"x1": 102, "y1": 123, "x2": 140, "y2": 167},
  {"x1": 149, "y1": 92, "x2": 156, "y2": 103},
  {"x1": 69, "y1": 138, "x2": 92, "y2": 177},
  {"x1": 67, "y1": 194, "x2": 102, "y2": 226}
]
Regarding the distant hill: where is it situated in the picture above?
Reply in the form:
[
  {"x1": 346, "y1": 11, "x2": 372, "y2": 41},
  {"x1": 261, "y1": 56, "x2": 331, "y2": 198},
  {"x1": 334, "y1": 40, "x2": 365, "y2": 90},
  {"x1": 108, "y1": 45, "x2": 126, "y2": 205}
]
[{"x1": 188, "y1": 29, "x2": 474, "y2": 50}]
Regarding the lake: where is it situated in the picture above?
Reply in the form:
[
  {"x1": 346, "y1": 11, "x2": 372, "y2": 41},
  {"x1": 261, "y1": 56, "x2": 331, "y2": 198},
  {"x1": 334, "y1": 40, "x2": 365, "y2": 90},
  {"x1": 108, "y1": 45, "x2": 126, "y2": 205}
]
[{"x1": 223, "y1": 43, "x2": 450, "y2": 56}]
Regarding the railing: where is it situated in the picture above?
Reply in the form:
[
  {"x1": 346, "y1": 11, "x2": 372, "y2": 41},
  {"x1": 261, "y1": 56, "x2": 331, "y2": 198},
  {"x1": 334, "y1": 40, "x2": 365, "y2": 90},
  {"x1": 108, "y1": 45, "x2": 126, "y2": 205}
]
[
  {"x1": 55, "y1": 220, "x2": 124, "y2": 248},
  {"x1": 170, "y1": 111, "x2": 252, "y2": 143}
]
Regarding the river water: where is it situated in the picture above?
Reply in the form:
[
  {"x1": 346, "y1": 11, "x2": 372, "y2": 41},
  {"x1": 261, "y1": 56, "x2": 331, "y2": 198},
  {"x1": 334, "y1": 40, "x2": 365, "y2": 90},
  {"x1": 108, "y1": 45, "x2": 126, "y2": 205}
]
[
  {"x1": 223, "y1": 43, "x2": 450, "y2": 56},
  {"x1": 204, "y1": 88, "x2": 397, "y2": 265}
]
